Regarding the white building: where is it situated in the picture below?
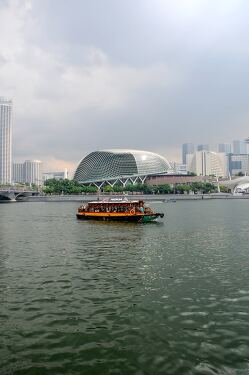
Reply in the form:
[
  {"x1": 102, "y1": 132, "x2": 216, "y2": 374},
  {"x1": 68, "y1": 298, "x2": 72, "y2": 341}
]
[
  {"x1": 12, "y1": 160, "x2": 43, "y2": 185},
  {"x1": 168, "y1": 162, "x2": 187, "y2": 175},
  {"x1": 12, "y1": 163, "x2": 24, "y2": 183},
  {"x1": 24, "y1": 160, "x2": 42, "y2": 185},
  {"x1": 187, "y1": 151, "x2": 228, "y2": 177},
  {"x1": 0, "y1": 97, "x2": 12, "y2": 184},
  {"x1": 43, "y1": 169, "x2": 68, "y2": 182}
]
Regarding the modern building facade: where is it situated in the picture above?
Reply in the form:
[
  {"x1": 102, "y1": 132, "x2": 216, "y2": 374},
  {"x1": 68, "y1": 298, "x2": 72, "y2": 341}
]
[
  {"x1": 0, "y1": 97, "x2": 12, "y2": 184},
  {"x1": 182, "y1": 143, "x2": 194, "y2": 164},
  {"x1": 187, "y1": 151, "x2": 228, "y2": 177},
  {"x1": 228, "y1": 154, "x2": 249, "y2": 176},
  {"x1": 74, "y1": 149, "x2": 170, "y2": 187}
]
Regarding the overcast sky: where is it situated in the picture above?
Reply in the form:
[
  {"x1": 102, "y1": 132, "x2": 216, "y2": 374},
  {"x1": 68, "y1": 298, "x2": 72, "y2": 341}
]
[{"x1": 1, "y1": 0, "x2": 249, "y2": 172}]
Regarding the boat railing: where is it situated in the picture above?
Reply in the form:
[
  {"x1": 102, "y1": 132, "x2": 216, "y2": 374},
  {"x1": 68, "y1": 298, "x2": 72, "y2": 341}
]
[{"x1": 77, "y1": 201, "x2": 155, "y2": 215}]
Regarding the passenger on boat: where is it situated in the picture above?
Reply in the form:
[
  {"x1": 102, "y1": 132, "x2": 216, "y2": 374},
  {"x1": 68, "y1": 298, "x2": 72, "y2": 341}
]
[{"x1": 139, "y1": 202, "x2": 144, "y2": 213}]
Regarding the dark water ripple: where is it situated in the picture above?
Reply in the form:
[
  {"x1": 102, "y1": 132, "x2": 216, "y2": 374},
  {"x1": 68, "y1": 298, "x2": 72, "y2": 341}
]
[{"x1": 1, "y1": 200, "x2": 249, "y2": 374}]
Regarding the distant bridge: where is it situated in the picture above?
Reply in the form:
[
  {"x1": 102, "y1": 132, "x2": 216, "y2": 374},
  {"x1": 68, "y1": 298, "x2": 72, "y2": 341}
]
[{"x1": 0, "y1": 189, "x2": 40, "y2": 201}]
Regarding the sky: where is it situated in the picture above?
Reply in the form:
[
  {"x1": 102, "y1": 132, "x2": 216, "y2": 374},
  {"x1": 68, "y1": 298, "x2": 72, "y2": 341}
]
[{"x1": 1, "y1": 0, "x2": 249, "y2": 173}]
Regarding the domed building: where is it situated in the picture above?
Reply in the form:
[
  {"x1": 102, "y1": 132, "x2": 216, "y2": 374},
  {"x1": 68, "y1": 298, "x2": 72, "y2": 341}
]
[{"x1": 74, "y1": 149, "x2": 170, "y2": 187}]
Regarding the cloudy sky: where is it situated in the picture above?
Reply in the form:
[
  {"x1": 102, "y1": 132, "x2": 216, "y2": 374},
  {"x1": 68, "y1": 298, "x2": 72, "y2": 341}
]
[{"x1": 1, "y1": 0, "x2": 249, "y2": 172}]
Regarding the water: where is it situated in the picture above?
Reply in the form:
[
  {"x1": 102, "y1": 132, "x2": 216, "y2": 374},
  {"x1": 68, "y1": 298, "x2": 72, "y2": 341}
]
[{"x1": 1, "y1": 200, "x2": 249, "y2": 375}]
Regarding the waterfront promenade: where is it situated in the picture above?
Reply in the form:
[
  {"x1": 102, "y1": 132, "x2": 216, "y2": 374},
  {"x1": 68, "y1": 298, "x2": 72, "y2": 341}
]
[{"x1": 16, "y1": 192, "x2": 249, "y2": 202}]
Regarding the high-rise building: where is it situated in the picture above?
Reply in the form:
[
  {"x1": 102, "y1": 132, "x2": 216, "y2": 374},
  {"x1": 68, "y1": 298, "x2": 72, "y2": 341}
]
[
  {"x1": 244, "y1": 137, "x2": 249, "y2": 154},
  {"x1": 13, "y1": 160, "x2": 43, "y2": 184},
  {"x1": 218, "y1": 143, "x2": 231, "y2": 154},
  {"x1": 12, "y1": 163, "x2": 24, "y2": 183},
  {"x1": 182, "y1": 143, "x2": 194, "y2": 164},
  {"x1": 233, "y1": 140, "x2": 246, "y2": 154},
  {"x1": 187, "y1": 151, "x2": 228, "y2": 177},
  {"x1": 23, "y1": 160, "x2": 42, "y2": 185},
  {"x1": 0, "y1": 97, "x2": 12, "y2": 184},
  {"x1": 197, "y1": 144, "x2": 209, "y2": 152}
]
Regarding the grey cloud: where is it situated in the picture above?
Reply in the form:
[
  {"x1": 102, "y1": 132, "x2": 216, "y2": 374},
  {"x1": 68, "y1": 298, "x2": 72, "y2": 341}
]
[{"x1": 1, "y1": 0, "x2": 249, "y2": 170}]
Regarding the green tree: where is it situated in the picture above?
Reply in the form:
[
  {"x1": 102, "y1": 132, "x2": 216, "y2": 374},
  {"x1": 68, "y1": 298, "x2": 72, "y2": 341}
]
[
  {"x1": 113, "y1": 185, "x2": 123, "y2": 193},
  {"x1": 103, "y1": 185, "x2": 114, "y2": 193},
  {"x1": 157, "y1": 184, "x2": 172, "y2": 194},
  {"x1": 43, "y1": 179, "x2": 98, "y2": 195}
]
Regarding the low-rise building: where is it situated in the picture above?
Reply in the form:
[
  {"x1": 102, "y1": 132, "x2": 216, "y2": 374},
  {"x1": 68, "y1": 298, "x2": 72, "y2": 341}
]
[
  {"x1": 168, "y1": 162, "x2": 187, "y2": 175},
  {"x1": 228, "y1": 154, "x2": 249, "y2": 176},
  {"x1": 43, "y1": 169, "x2": 68, "y2": 182},
  {"x1": 146, "y1": 174, "x2": 210, "y2": 186}
]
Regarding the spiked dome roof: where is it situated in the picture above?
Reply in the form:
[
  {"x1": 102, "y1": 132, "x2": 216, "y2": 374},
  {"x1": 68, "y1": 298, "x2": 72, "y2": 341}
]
[{"x1": 74, "y1": 149, "x2": 170, "y2": 183}]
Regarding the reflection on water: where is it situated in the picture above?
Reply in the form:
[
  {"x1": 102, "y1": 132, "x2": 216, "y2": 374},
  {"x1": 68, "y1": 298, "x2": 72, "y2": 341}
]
[{"x1": 1, "y1": 200, "x2": 249, "y2": 374}]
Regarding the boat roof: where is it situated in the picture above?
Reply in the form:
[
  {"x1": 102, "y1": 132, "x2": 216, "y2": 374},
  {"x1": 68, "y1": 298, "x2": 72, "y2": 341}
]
[{"x1": 87, "y1": 198, "x2": 143, "y2": 204}]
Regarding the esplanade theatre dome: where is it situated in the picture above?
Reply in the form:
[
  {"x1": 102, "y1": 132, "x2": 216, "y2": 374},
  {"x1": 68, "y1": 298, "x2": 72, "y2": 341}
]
[{"x1": 74, "y1": 149, "x2": 170, "y2": 185}]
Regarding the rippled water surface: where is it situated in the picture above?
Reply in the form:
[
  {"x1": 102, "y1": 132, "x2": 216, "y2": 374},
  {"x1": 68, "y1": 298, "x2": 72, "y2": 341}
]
[{"x1": 1, "y1": 200, "x2": 249, "y2": 375}]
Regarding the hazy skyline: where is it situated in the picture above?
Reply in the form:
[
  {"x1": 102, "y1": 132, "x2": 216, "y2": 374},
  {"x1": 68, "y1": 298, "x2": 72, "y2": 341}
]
[{"x1": 1, "y1": 0, "x2": 249, "y2": 171}]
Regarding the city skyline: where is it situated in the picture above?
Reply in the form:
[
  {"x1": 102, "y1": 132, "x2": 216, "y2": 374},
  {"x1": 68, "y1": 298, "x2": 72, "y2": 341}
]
[
  {"x1": 1, "y1": 93, "x2": 249, "y2": 180},
  {"x1": 1, "y1": 1, "x2": 249, "y2": 171}
]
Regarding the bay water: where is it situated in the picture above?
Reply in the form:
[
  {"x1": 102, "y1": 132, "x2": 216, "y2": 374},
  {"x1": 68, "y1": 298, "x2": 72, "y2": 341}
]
[{"x1": 1, "y1": 200, "x2": 249, "y2": 374}]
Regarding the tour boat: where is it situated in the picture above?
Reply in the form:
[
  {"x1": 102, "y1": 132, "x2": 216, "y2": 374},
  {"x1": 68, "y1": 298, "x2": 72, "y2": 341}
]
[{"x1": 76, "y1": 198, "x2": 164, "y2": 223}]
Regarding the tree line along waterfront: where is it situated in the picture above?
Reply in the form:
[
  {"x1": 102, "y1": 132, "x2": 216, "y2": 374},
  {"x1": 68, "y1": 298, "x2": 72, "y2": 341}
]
[{"x1": 39, "y1": 178, "x2": 228, "y2": 195}]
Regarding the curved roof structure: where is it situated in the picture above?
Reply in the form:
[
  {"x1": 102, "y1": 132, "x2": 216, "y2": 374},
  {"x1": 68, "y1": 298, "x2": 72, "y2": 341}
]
[
  {"x1": 223, "y1": 176, "x2": 249, "y2": 192},
  {"x1": 74, "y1": 149, "x2": 170, "y2": 184}
]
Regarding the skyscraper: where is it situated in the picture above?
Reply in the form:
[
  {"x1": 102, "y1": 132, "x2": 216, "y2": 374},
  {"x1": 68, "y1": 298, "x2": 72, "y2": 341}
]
[
  {"x1": 244, "y1": 137, "x2": 249, "y2": 154},
  {"x1": 182, "y1": 143, "x2": 194, "y2": 164},
  {"x1": 197, "y1": 144, "x2": 209, "y2": 152},
  {"x1": 0, "y1": 97, "x2": 12, "y2": 184},
  {"x1": 218, "y1": 143, "x2": 231, "y2": 154},
  {"x1": 233, "y1": 140, "x2": 246, "y2": 154}
]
